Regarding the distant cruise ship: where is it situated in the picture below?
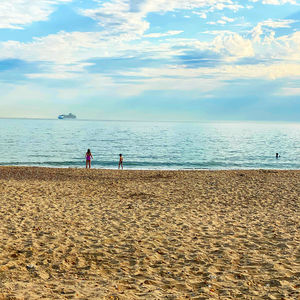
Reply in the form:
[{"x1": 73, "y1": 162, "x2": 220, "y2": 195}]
[{"x1": 58, "y1": 113, "x2": 76, "y2": 119}]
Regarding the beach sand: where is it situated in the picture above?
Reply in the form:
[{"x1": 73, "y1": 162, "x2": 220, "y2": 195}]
[{"x1": 0, "y1": 167, "x2": 299, "y2": 299}]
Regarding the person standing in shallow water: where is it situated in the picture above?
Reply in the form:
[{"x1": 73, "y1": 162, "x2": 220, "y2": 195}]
[
  {"x1": 86, "y1": 149, "x2": 93, "y2": 169},
  {"x1": 118, "y1": 154, "x2": 123, "y2": 169}
]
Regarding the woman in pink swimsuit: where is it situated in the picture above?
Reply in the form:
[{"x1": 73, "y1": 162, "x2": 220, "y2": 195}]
[{"x1": 85, "y1": 149, "x2": 93, "y2": 169}]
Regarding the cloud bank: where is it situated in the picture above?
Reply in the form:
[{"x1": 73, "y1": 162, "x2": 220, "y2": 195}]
[
  {"x1": 0, "y1": 0, "x2": 299, "y2": 119},
  {"x1": 0, "y1": 0, "x2": 72, "y2": 29}
]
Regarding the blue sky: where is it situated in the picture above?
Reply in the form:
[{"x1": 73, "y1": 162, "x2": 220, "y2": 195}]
[{"x1": 0, "y1": 0, "x2": 299, "y2": 121}]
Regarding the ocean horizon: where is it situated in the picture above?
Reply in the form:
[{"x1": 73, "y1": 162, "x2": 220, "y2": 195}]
[{"x1": 1, "y1": 118, "x2": 300, "y2": 170}]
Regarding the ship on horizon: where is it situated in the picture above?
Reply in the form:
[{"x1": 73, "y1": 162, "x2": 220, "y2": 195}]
[{"x1": 58, "y1": 113, "x2": 76, "y2": 120}]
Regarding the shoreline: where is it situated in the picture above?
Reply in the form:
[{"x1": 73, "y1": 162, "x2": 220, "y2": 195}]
[
  {"x1": 0, "y1": 166, "x2": 299, "y2": 299},
  {"x1": 0, "y1": 165, "x2": 299, "y2": 172}
]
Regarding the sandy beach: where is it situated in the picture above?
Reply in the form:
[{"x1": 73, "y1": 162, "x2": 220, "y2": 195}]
[{"x1": 0, "y1": 167, "x2": 299, "y2": 299}]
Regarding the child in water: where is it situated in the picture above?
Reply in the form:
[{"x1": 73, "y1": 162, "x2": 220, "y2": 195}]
[
  {"x1": 86, "y1": 149, "x2": 93, "y2": 169},
  {"x1": 118, "y1": 154, "x2": 123, "y2": 169}
]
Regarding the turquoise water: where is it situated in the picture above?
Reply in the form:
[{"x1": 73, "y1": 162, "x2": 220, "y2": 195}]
[{"x1": 1, "y1": 118, "x2": 300, "y2": 169}]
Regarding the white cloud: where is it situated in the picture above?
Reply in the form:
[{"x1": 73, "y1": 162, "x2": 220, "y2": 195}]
[
  {"x1": 251, "y1": 19, "x2": 295, "y2": 42},
  {"x1": 214, "y1": 34, "x2": 254, "y2": 58},
  {"x1": 202, "y1": 30, "x2": 236, "y2": 35},
  {"x1": 0, "y1": 2, "x2": 299, "y2": 92},
  {"x1": 0, "y1": 0, "x2": 72, "y2": 29},
  {"x1": 2, "y1": 27, "x2": 299, "y2": 81},
  {"x1": 250, "y1": 0, "x2": 298, "y2": 4},
  {"x1": 222, "y1": 16, "x2": 235, "y2": 22},
  {"x1": 223, "y1": 63, "x2": 300, "y2": 79},
  {"x1": 278, "y1": 87, "x2": 300, "y2": 95},
  {"x1": 252, "y1": 31, "x2": 300, "y2": 61},
  {"x1": 207, "y1": 2, "x2": 244, "y2": 12},
  {"x1": 178, "y1": 33, "x2": 254, "y2": 59},
  {"x1": 262, "y1": 0, "x2": 298, "y2": 4},
  {"x1": 0, "y1": 32, "x2": 98, "y2": 64},
  {"x1": 208, "y1": 16, "x2": 236, "y2": 25},
  {"x1": 117, "y1": 62, "x2": 300, "y2": 88},
  {"x1": 136, "y1": 0, "x2": 244, "y2": 14},
  {"x1": 193, "y1": 11, "x2": 207, "y2": 19},
  {"x1": 80, "y1": 0, "x2": 244, "y2": 39},
  {"x1": 27, "y1": 62, "x2": 94, "y2": 79},
  {"x1": 83, "y1": 61, "x2": 298, "y2": 100},
  {"x1": 0, "y1": 29, "x2": 184, "y2": 66},
  {"x1": 261, "y1": 19, "x2": 295, "y2": 28},
  {"x1": 144, "y1": 30, "x2": 183, "y2": 38},
  {"x1": 80, "y1": 4, "x2": 149, "y2": 39}
]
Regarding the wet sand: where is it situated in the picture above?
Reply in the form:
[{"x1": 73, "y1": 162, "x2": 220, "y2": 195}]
[{"x1": 0, "y1": 167, "x2": 299, "y2": 299}]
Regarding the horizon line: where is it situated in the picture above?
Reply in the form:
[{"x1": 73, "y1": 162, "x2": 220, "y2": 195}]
[{"x1": 1, "y1": 117, "x2": 300, "y2": 124}]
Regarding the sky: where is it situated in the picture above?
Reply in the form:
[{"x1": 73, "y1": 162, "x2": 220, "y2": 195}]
[{"x1": 0, "y1": 0, "x2": 299, "y2": 121}]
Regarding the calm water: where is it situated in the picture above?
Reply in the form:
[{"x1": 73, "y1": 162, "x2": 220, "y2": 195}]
[{"x1": 1, "y1": 118, "x2": 300, "y2": 170}]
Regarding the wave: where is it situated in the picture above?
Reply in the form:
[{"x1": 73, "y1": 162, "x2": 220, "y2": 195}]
[{"x1": 0, "y1": 160, "x2": 299, "y2": 170}]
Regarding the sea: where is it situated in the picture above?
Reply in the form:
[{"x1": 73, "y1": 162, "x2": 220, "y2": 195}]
[{"x1": 1, "y1": 118, "x2": 300, "y2": 170}]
